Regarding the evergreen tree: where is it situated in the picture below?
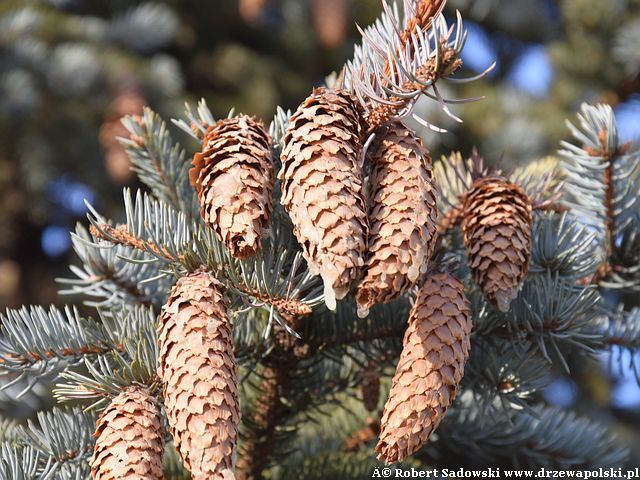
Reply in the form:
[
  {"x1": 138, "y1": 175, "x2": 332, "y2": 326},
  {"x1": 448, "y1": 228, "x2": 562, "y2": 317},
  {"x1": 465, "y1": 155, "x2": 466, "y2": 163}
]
[{"x1": 1, "y1": 0, "x2": 639, "y2": 478}]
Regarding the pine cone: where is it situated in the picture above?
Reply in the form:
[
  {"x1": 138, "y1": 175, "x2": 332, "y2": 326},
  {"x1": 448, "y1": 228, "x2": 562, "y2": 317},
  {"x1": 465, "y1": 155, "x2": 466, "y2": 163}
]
[
  {"x1": 99, "y1": 90, "x2": 144, "y2": 184},
  {"x1": 360, "y1": 359, "x2": 381, "y2": 412},
  {"x1": 158, "y1": 269, "x2": 239, "y2": 480},
  {"x1": 461, "y1": 176, "x2": 532, "y2": 312},
  {"x1": 376, "y1": 271, "x2": 471, "y2": 463},
  {"x1": 90, "y1": 386, "x2": 164, "y2": 480},
  {"x1": 279, "y1": 87, "x2": 367, "y2": 310},
  {"x1": 356, "y1": 122, "x2": 438, "y2": 317},
  {"x1": 190, "y1": 115, "x2": 274, "y2": 259}
]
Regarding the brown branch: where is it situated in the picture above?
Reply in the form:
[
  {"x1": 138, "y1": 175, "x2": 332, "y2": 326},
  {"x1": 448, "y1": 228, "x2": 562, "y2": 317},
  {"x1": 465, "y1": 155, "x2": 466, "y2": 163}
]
[
  {"x1": 90, "y1": 223, "x2": 311, "y2": 319},
  {"x1": 232, "y1": 284, "x2": 312, "y2": 318},
  {"x1": 306, "y1": 322, "x2": 405, "y2": 358},
  {"x1": 0, "y1": 343, "x2": 120, "y2": 367},
  {"x1": 582, "y1": 130, "x2": 632, "y2": 282},
  {"x1": 381, "y1": 0, "x2": 447, "y2": 82},
  {"x1": 585, "y1": 130, "x2": 631, "y2": 253},
  {"x1": 92, "y1": 268, "x2": 153, "y2": 308},
  {"x1": 89, "y1": 223, "x2": 178, "y2": 262},
  {"x1": 236, "y1": 359, "x2": 292, "y2": 479},
  {"x1": 235, "y1": 367, "x2": 284, "y2": 480}
]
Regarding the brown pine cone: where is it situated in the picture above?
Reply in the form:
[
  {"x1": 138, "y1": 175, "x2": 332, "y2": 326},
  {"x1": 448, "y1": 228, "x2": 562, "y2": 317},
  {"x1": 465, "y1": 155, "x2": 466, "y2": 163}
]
[
  {"x1": 90, "y1": 386, "x2": 164, "y2": 480},
  {"x1": 190, "y1": 115, "x2": 274, "y2": 259},
  {"x1": 279, "y1": 87, "x2": 367, "y2": 310},
  {"x1": 360, "y1": 359, "x2": 381, "y2": 412},
  {"x1": 461, "y1": 176, "x2": 532, "y2": 312},
  {"x1": 376, "y1": 271, "x2": 472, "y2": 463},
  {"x1": 158, "y1": 269, "x2": 239, "y2": 480},
  {"x1": 356, "y1": 122, "x2": 438, "y2": 317},
  {"x1": 99, "y1": 90, "x2": 145, "y2": 184}
]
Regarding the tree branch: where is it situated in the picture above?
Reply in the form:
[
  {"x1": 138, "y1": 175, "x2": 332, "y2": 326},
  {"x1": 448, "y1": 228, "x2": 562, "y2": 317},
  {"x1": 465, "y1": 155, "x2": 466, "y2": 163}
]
[
  {"x1": 90, "y1": 223, "x2": 312, "y2": 319},
  {"x1": 236, "y1": 366, "x2": 289, "y2": 480},
  {"x1": 366, "y1": 46, "x2": 462, "y2": 133}
]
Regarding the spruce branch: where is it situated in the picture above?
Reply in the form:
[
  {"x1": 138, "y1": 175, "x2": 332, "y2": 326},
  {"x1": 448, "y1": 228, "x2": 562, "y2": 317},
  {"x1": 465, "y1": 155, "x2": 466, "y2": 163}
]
[
  {"x1": 506, "y1": 274, "x2": 601, "y2": 371},
  {"x1": 589, "y1": 131, "x2": 632, "y2": 256},
  {"x1": 89, "y1": 223, "x2": 179, "y2": 263},
  {"x1": 58, "y1": 224, "x2": 170, "y2": 310},
  {"x1": 464, "y1": 338, "x2": 550, "y2": 416},
  {"x1": 15, "y1": 407, "x2": 96, "y2": 471},
  {"x1": 55, "y1": 307, "x2": 160, "y2": 408},
  {"x1": 90, "y1": 220, "x2": 320, "y2": 322},
  {"x1": 89, "y1": 190, "x2": 323, "y2": 325},
  {"x1": 343, "y1": 0, "x2": 477, "y2": 133},
  {"x1": 0, "y1": 306, "x2": 111, "y2": 381},
  {"x1": 0, "y1": 444, "x2": 44, "y2": 480},
  {"x1": 395, "y1": 0, "x2": 447, "y2": 58},
  {"x1": 560, "y1": 103, "x2": 640, "y2": 248},
  {"x1": 600, "y1": 226, "x2": 640, "y2": 290},
  {"x1": 529, "y1": 212, "x2": 601, "y2": 280},
  {"x1": 86, "y1": 189, "x2": 196, "y2": 267},
  {"x1": 559, "y1": 104, "x2": 640, "y2": 290},
  {"x1": 120, "y1": 107, "x2": 197, "y2": 218},
  {"x1": 593, "y1": 307, "x2": 640, "y2": 381},
  {"x1": 302, "y1": 299, "x2": 408, "y2": 356},
  {"x1": 237, "y1": 366, "x2": 290, "y2": 480},
  {"x1": 440, "y1": 403, "x2": 628, "y2": 468},
  {"x1": 364, "y1": 45, "x2": 463, "y2": 133},
  {"x1": 172, "y1": 98, "x2": 218, "y2": 142}
]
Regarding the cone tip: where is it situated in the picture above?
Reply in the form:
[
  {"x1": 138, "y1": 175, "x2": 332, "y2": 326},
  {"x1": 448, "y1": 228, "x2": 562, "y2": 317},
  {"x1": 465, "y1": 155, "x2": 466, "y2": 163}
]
[{"x1": 495, "y1": 289, "x2": 517, "y2": 312}]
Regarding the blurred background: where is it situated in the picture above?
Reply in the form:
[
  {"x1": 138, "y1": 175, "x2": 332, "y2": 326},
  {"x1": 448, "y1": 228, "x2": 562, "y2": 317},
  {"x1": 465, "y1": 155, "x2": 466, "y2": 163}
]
[{"x1": 0, "y1": 0, "x2": 639, "y2": 452}]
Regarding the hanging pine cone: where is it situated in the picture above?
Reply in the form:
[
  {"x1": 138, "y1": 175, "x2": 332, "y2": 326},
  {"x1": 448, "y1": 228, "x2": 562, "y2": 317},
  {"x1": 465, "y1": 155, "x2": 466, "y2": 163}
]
[
  {"x1": 356, "y1": 122, "x2": 438, "y2": 317},
  {"x1": 190, "y1": 115, "x2": 274, "y2": 259},
  {"x1": 461, "y1": 176, "x2": 532, "y2": 312},
  {"x1": 360, "y1": 359, "x2": 381, "y2": 412},
  {"x1": 90, "y1": 386, "x2": 164, "y2": 480},
  {"x1": 376, "y1": 271, "x2": 471, "y2": 463},
  {"x1": 279, "y1": 87, "x2": 367, "y2": 310},
  {"x1": 158, "y1": 269, "x2": 239, "y2": 480}
]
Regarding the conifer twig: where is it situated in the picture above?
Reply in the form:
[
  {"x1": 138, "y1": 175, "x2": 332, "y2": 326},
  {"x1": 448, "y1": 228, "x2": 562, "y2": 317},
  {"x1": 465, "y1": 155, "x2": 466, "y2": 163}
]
[
  {"x1": 365, "y1": 46, "x2": 462, "y2": 133},
  {"x1": 89, "y1": 224, "x2": 179, "y2": 262},
  {"x1": 0, "y1": 344, "x2": 116, "y2": 368},
  {"x1": 380, "y1": 0, "x2": 447, "y2": 83},
  {"x1": 236, "y1": 366, "x2": 290, "y2": 480},
  {"x1": 90, "y1": 223, "x2": 313, "y2": 318},
  {"x1": 576, "y1": 129, "x2": 632, "y2": 285},
  {"x1": 585, "y1": 129, "x2": 632, "y2": 256}
]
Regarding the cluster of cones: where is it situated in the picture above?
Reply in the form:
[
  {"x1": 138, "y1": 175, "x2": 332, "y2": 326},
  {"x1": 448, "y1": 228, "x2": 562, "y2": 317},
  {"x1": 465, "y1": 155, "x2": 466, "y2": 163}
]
[
  {"x1": 189, "y1": 86, "x2": 531, "y2": 317},
  {"x1": 89, "y1": 85, "x2": 534, "y2": 478}
]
